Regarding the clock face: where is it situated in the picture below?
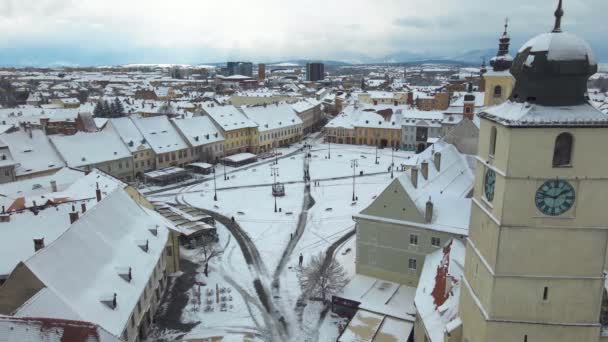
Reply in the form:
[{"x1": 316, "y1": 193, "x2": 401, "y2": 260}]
[
  {"x1": 484, "y1": 169, "x2": 496, "y2": 202},
  {"x1": 535, "y1": 180, "x2": 575, "y2": 216}
]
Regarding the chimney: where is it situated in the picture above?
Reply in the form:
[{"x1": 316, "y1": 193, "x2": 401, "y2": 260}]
[
  {"x1": 69, "y1": 205, "x2": 79, "y2": 224},
  {"x1": 425, "y1": 197, "x2": 433, "y2": 223},
  {"x1": 34, "y1": 238, "x2": 45, "y2": 252},
  {"x1": 1, "y1": 205, "x2": 5, "y2": 214},
  {"x1": 421, "y1": 161, "x2": 429, "y2": 180},
  {"x1": 128, "y1": 267, "x2": 132, "y2": 282},
  {"x1": 112, "y1": 293, "x2": 117, "y2": 309},
  {"x1": 411, "y1": 167, "x2": 418, "y2": 188},
  {"x1": 81, "y1": 202, "x2": 87, "y2": 213},
  {"x1": 434, "y1": 152, "x2": 442, "y2": 172},
  {"x1": 96, "y1": 183, "x2": 102, "y2": 202},
  {"x1": 50, "y1": 180, "x2": 57, "y2": 192}
]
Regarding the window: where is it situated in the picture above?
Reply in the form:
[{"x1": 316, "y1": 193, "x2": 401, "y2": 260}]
[
  {"x1": 493, "y1": 85, "x2": 503, "y2": 98},
  {"x1": 130, "y1": 314, "x2": 135, "y2": 328},
  {"x1": 489, "y1": 126, "x2": 497, "y2": 157},
  {"x1": 552, "y1": 133, "x2": 573, "y2": 167},
  {"x1": 524, "y1": 335, "x2": 528, "y2": 342},
  {"x1": 543, "y1": 286, "x2": 549, "y2": 301},
  {"x1": 431, "y1": 237, "x2": 441, "y2": 247},
  {"x1": 166, "y1": 245, "x2": 173, "y2": 257},
  {"x1": 409, "y1": 234, "x2": 418, "y2": 246},
  {"x1": 408, "y1": 258, "x2": 417, "y2": 270}
]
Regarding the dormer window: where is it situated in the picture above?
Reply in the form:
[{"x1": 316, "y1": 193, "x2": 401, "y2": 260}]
[{"x1": 553, "y1": 132, "x2": 573, "y2": 167}]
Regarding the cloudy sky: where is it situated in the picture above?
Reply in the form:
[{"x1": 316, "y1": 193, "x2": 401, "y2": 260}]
[{"x1": 0, "y1": 0, "x2": 606, "y2": 66}]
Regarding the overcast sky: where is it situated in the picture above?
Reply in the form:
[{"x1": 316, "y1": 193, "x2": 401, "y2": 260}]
[{"x1": 0, "y1": 0, "x2": 606, "y2": 66}]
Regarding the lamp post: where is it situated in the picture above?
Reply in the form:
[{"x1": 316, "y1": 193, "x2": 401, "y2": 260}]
[
  {"x1": 391, "y1": 146, "x2": 394, "y2": 179},
  {"x1": 213, "y1": 167, "x2": 217, "y2": 201},
  {"x1": 327, "y1": 137, "x2": 331, "y2": 159},
  {"x1": 351, "y1": 159, "x2": 358, "y2": 201},
  {"x1": 375, "y1": 145, "x2": 379, "y2": 165},
  {"x1": 271, "y1": 167, "x2": 279, "y2": 212}
]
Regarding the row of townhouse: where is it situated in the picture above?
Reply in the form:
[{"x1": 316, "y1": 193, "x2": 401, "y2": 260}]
[
  {"x1": 324, "y1": 93, "x2": 482, "y2": 152},
  {"x1": 0, "y1": 170, "x2": 182, "y2": 342},
  {"x1": 0, "y1": 114, "x2": 227, "y2": 184},
  {"x1": 200, "y1": 101, "x2": 317, "y2": 155}
]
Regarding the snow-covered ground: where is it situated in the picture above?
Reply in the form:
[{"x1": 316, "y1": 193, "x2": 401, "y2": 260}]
[{"x1": 148, "y1": 141, "x2": 414, "y2": 341}]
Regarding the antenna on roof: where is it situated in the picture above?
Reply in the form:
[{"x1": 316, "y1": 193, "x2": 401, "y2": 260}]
[{"x1": 553, "y1": 0, "x2": 564, "y2": 33}]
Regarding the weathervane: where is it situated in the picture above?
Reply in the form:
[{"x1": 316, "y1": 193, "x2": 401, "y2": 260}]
[{"x1": 553, "y1": 0, "x2": 564, "y2": 33}]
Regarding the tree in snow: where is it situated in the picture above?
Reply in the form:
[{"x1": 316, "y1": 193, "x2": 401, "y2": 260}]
[
  {"x1": 93, "y1": 101, "x2": 104, "y2": 117},
  {"x1": 199, "y1": 236, "x2": 221, "y2": 264},
  {"x1": 298, "y1": 252, "x2": 348, "y2": 303},
  {"x1": 113, "y1": 97, "x2": 124, "y2": 116},
  {"x1": 102, "y1": 100, "x2": 112, "y2": 117}
]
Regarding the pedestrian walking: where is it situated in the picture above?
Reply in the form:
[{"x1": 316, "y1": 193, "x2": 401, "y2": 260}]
[{"x1": 299, "y1": 253, "x2": 304, "y2": 267}]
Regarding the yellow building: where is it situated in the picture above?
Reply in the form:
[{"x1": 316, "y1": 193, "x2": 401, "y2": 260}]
[
  {"x1": 460, "y1": 5, "x2": 608, "y2": 342},
  {"x1": 202, "y1": 104, "x2": 259, "y2": 155}
]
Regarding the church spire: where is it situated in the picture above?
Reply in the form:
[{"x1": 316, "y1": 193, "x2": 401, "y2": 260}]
[
  {"x1": 552, "y1": 0, "x2": 564, "y2": 33},
  {"x1": 490, "y1": 17, "x2": 513, "y2": 72}
]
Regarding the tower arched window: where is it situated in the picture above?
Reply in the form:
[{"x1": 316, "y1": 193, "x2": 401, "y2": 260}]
[
  {"x1": 493, "y1": 85, "x2": 503, "y2": 98},
  {"x1": 553, "y1": 133, "x2": 573, "y2": 167},
  {"x1": 489, "y1": 126, "x2": 497, "y2": 157},
  {"x1": 465, "y1": 107, "x2": 471, "y2": 114}
]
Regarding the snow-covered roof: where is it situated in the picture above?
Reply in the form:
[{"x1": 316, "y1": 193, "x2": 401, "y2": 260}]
[
  {"x1": 0, "y1": 167, "x2": 83, "y2": 199},
  {"x1": 107, "y1": 117, "x2": 151, "y2": 153},
  {"x1": 340, "y1": 274, "x2": 417, "y2": 321},
  {"x1": 337, "y1": 310, "x2": 413, "y2": 342},
  {"x1": 223, "y1": 152, "x2": 257, "y2": 163},
  {"x1": 16, "y1": 189, "x2": 172, "y2": 337},
  {"x1": 1, "y1": 129, "x2": 65, "y2": 177},
  {"x1": 0, "y1": 314, "x2": 122, "y2": 342},
  {"x1": 480, "y1": 100, "x2": 608, "y2": 127},
  {"x1": 202, "y1": 105, "x2": 258, "y2": 132},
  {"x1": 392, "y1": 143, "x2": 474, "y2": 235},
  {"x1": 414, "y1": 239, "x2": 465, "y2": 342},
  {"x1": 50, "y1": 130, "x2": 132, "y2": 168},
  {"x1": 171, "y1": 116, "x2": 224, "y2": 147},
  {"x1": 0, "y1": 170, "x2": 125, "y2": 278},
  {"x1": 520, "y1": 32, "x2": 597, "y2": 65},
  {"x1": 241, "y1": 104, "x2": 302, "y2": 132},
  {"x1": 290, "y1": 98, "x2": 320, "y2": 113},
  {"x1": 131, "y1": 115, "x2": 189, "y2": 154}
]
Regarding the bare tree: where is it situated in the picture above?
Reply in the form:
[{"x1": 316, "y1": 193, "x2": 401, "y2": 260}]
[
  {"x1": 298, "y1": 252, "x2": 348, "y2": 303},
  {"x1": 199, "y1": 236, "x2": 221, "y2": 264}
]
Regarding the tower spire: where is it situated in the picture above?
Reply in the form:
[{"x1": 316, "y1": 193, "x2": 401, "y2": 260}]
[
  {"x1": 553, "y1": 0, "x2": 564, "y2": 33},
  {"x1": 503, "y1": 17, "x2": 509, "y2": 36}
]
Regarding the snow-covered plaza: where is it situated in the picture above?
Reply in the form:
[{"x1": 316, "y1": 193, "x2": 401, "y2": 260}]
[{"x1": 146, "y1": 138, "x2": 416, "y2": 341}]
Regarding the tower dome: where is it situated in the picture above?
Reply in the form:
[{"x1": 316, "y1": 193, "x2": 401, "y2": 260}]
[{"x1": 509, "y1": 0, "x2": 598, "y2": 106}]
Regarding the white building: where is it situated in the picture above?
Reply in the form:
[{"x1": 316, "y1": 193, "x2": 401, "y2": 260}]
[{"x1": 171, "y1": 116, "x2": 225, "y2": 163}]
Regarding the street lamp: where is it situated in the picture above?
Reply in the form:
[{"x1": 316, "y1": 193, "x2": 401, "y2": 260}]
[
  {"x1": 271, "y1": 167, "x2": 279, "y2": 212},
  {"x1": 213, "y1": 167, "x2": 217, "y2": 201},
  {"x1": 391, "y1": 147, "x2": 394, "y2": 179},
  {"x1": 351, "y1": 159, "x2": 358, "y2": 201},
  {"x1": 327, "y1": 137, "x2": 331, "y2": 159},
  {"x1": 375, "y1": 145, "x2": 379, "y2": 165}
]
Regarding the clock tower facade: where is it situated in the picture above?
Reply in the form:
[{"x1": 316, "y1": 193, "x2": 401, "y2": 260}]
[{"x1": 460, "y1": 2, "x2": 608, "y2": 342}]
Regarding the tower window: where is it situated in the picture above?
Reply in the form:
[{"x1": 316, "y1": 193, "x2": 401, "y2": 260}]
[
  {"x1": 494, "y1": 85, "x2": 503, "y2": 98},
  {"x1": 552, "y1": 133, "x2": 573, "y2": 167},
  {"x1": 524, "y1": 335, "x2": 528, "y2": 342},
  {"x1": 543, "y1": 286, "x2": 549, "y2": 301},
  {"x1": 489, "y1": 126, "x2": 497, "y2": 157},
  {"x1": 465, "y1": 107, "x2": 471, "y2": 114},
  {"x1": 408, "y1": 258, "x2": 417, "y2": 270}
]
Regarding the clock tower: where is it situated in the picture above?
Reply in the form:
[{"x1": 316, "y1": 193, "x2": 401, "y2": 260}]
[{"x1": 460, "y1": 1, "x2": 608, "y2": 342}]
